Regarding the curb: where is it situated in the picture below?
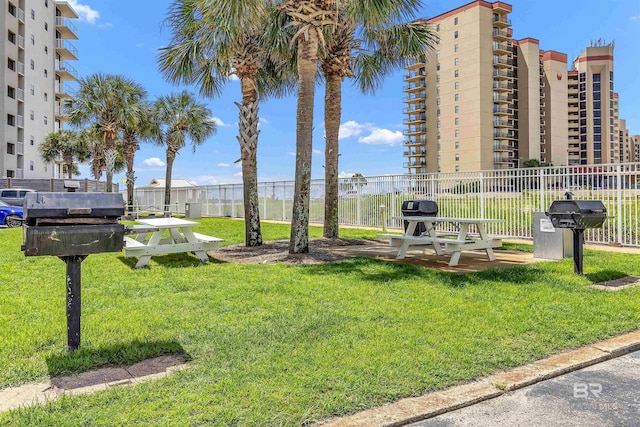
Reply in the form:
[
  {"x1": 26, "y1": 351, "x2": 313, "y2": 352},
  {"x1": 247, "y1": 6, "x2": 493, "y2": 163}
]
[{"x1": 316, "y1": 329, "x2": 640, "y2": 427}]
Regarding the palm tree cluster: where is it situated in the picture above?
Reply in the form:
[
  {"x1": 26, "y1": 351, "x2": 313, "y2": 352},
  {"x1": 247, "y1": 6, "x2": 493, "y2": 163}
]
[
  {"x1": 158, "y1": 0, "x2": 437, "y2": 252},
  {"x1": 42, "y1": 74, "x2": 216, "y2": 214}
]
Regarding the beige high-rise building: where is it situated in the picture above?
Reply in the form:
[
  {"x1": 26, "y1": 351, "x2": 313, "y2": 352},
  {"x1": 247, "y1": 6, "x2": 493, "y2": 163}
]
[
  {"x1": 1, "y1": 0, "x2": 78, "y2": 179},
  {"x1": 403, "y1": 1, "x2": 632, "y2": 173},
  {"x1": 631, "y1": 135, "x2": 640, "y2": 162}
]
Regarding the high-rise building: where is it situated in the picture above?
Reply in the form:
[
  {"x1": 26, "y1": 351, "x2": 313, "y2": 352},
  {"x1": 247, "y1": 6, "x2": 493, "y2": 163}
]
[
  {"x1": 631, "y1": 135, "x2": 640, "y2": 162},
  {"x1": 402, "y1": 1, "x2": 632, "y2": 173},
  {"x1": 1, "y1": 1, "x2": 78, "y2": 179}
]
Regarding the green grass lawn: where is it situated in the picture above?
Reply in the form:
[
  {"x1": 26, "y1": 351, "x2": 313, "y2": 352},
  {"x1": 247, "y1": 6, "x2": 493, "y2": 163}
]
[{"x1": 1, "y1": 218, "x2": 639, "y2": 426}]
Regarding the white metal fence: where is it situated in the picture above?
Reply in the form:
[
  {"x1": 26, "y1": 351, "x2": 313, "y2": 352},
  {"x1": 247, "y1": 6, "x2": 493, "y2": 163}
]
[{"x1": 127, "y1": 162, "x2": 640, "y2": 246}]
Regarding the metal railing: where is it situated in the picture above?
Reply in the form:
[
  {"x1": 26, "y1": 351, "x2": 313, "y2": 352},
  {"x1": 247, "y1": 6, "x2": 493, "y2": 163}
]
[{"x1": 128, "y1": 163, "x2": 640, "y2": 247}]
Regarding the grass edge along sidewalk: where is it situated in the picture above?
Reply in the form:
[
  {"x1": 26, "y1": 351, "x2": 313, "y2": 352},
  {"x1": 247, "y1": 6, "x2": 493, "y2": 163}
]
[{"x1": 1, "y1": 218, "x2": 640, "y2": 425}]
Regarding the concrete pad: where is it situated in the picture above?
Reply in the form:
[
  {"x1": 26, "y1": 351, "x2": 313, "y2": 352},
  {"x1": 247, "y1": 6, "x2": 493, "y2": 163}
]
[
  {"x1": 592, "y1": 275, "x2": 640, "y2": 291},
  {"x1": 126, "y1": 354, "x2": 187, "y2": 377},
  {"x1": 488, "y1": 346, "x2": 611, "y2": 391},
  {"x1": 51, "y1": 367, "x2": 131, "y2": 390}
]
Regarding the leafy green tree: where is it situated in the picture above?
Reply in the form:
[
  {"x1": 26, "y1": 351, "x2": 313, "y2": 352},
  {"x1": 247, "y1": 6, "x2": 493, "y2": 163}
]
[
  {"x1": 320, "y1": 12, "x2": 436, "y2": 238},
  {"x1": 66, "y1": 73, "x2": 146, "y2": 191},
  {"x1": 152, "y1": 91, "x2": 217, "y2": 211},
  {"x1": 121, "y1": 102, "x2": 155, "y2": 213},
  {"x1": 39, "y1": 130, "x2": 90, "y2": 179},
  {"x1": 158, "y1": 0, "x2": 294, "y2": 246}
]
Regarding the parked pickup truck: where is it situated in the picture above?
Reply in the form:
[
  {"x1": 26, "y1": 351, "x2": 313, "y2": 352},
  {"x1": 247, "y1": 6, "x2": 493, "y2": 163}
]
[{"x1": 0, "y1": 188, "x2": 36, "y2": 206}]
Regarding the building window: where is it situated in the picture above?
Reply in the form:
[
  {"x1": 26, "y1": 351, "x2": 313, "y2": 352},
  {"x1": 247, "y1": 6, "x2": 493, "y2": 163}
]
[
  {"x1": 437, "y1": 132, "x2": 441, "y2": 140},
  {"x1": 454, "y1": 58, "x2": 459, "y2": 66},
  {"x1": 436, "y1": 98, "x2": 441, "y2": 105},
  {"x1": 454, "y1": 17, "x2": 459, "y2": 25},
  {"x1": 8, "y1": 30, "x2": 16, "y2": 44},
  {"x1": 44, "y1": 46, "x2": 48, "y2": 54},
  {"x1": 593, "y1": 73, "x2": 601, "y2": 82},
  {"x1": 455, "y1": 153, "x2": 460, "y2": 161},
  {"x1": 44, "y1": 69, "x2": 48, "y2": 78},
  {"x1": 44, "y1": 92, "x2": 48, "y2": 101},
  {"x1": 437, "y1": 109, "x2": 441, "y2": 116},
  {"x1": 7, "y1": 58, "x2": 16, "y2": 72},
  {"x1": 30, "y1": 9, "x2": 35, "y2": 19},
  {"x1": 30, "y1": 136, "x2": 34, "y2": 146},
  {"x1": 44, "y1": 22, "x2": 48, "y2": 31},
  {"x1": 454, "y1": 31, "x2": 458, "y2": 39},
  {"x1": 455, "y1": 141, "x2": 459, "y2": 149},
  {"x1": 30, "y1": 110, "x2": 34, "y2": 120},
  {"x1": 454, "y1": 94, "x2": 459, "y2": 101},
  {"x1": 30, "y1": 84, "x2": 35, "y2": 95},
  {"x1": 30, "y1": 161, "x2": 34, "y2": 171},
  {"x1": 436, "y1": 63, "x2": 440, "y2": 71},
  {"x1": 30, "y1": 59, "x2": 35, "y2": 70},
  {"x1": 454, "y1": 82, "x2": 459, "y2": 90},
  {"x1": 7, "y1": 86, "x2": 15, "y2": 99},
  {"x1": 454, "y1": 69, "x2": 459, "y2": 78},
  {"x1": 455, "y1": 166, "x2": 460, "y2": 172},
  {"x1": 437, "y1": 143, "x2": 441, "y2": 151},
  {"x1": 7, "y1": 114, "x2": 15, "y2": 126},
  {"x1": 44, "y1": 116, "x2": 48, "y2": 125},
  {"x1": 436, "y1": 50, "x2": 440, "y2": 59},
  {"x1": 436, "y1": 74, "x2": 440, "y2": 83},
  {"x1": 437, "y1": 155, "x2": 441, "y2": 163},
  {"x1": 436, "y1": 24, "x2": 440, "y2": 32},
  {"x1": 30, "y1": 34, "x2": 35, "y2": 45},
  {"x1": 455, "y1": 129, "x2": 460, "y2": 138},
  {"x1": 455, "y1": 118, "x2": 460, "y2": 126},
  {"x1": 8, "y1": 3, "x2": 16, "y2": 16},
  {"x1": 7, "y1": 143, "x2": 15, "y2": 155},
  {"x1": 454, "y1": 44, "x2": 459, "y2": 52},
  {"x1": 436, "y1": 86, "x2": 440, "y2": 95},
  {"x1": 455, "y1": 105, "x2": 459, "y2": 113}
]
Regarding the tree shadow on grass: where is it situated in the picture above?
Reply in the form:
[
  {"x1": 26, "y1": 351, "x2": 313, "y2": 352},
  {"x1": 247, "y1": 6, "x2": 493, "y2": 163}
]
[
  {"x1": 117, "y1": 253, "x2": 227, "y2": 269},
  {"x1": 45, "y1": 339, "x2": 189, "y2": 379},
  {"x1": 584, "y1": 269, "x2": 630, "y2": 284}
]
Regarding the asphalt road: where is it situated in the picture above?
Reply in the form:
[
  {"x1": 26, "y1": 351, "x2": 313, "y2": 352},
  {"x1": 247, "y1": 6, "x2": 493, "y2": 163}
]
[{"x1": 410, "y1": 350, "x2": 640, "y2": 427}]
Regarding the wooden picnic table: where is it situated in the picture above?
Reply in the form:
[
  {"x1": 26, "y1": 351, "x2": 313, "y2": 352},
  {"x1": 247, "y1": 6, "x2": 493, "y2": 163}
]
[
  {"x1": 379, "y1": 216, "x2": 505, "y2": 266},
  {"x1": 123, "y1": 217, "x2": 223, "y2": 268}
]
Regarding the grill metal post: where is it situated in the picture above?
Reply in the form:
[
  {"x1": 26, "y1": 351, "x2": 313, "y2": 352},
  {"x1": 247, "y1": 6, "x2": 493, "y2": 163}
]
[
  {"x1": 572, "y1": 229, "x2": 584, "y2": 275},
  {"x1": 63, "y1": 255, "x2": 86, "y2": 351}
]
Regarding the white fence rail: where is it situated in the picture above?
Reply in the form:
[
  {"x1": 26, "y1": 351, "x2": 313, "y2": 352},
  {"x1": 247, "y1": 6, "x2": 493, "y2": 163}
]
[{"x1": 128, "y1": 163, "x2": 640, "y2": 247}]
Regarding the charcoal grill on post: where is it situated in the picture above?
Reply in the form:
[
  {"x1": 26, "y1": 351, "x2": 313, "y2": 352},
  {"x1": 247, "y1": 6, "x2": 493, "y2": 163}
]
[
  {"x1": 546, "y1": 193, "x2": 607, "y2": 275},
  {"x1": 401, "y1": 200, "x2": 438, "y2": 236},
  {"x1": 21, "y1": 190, "x2": 125, "y2": 351}
]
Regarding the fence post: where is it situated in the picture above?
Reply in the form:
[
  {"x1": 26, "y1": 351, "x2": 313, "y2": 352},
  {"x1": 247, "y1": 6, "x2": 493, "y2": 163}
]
[
  {"x1": 356, "y1": 180, "x2": 361, "y2": 225},
  {"x1": 390, "y1": 176, "x2": 397, "y2": 227},
  {"x1": 479, "y1": 172, "x2": 485, "y2": 218},
  {"x1": 539, "y1": 168, "x2": 545, "y2": 211},
  {"x1": 617, "y1": 164, "x2": 623, "y2": 245}
]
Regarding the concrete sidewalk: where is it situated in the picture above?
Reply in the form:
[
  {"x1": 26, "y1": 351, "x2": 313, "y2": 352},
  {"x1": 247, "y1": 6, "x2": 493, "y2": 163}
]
[{"x1": 317, "y1": 330, "x2": 640, "y2": 427}]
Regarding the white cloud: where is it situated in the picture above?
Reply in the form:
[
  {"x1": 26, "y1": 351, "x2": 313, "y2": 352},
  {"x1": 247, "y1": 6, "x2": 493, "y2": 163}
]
[
  {"x1": 234, "y1": 171, "x2": 243, "y2": 177},
  {"x1": 142, "y1": 157, "x2": 165, "y2": 167},
  {"x1": 229, "y1": 74, "x2": 239, "y2": 81},
  {"x1": 339, "y1": 120, "x2": 374, "y2": 139},
  {"x1": 631, "y1": 15, "x2": 640, "y2": 21},
  {"x1": 210, "y1": 116, "x2": 231, "y2": 127},
  {"x1": 217, "y1": 162, "x2": 230, "y2": 168},
  {"x1": 68, "y1": 0, "x2": 100, "y2": 23},
  {"x1": 288, "y1": 151, "x2": 296, "y2": 156},
  {"x1": 358, "y1": 128, "x2": 403, "y2": 146},
  {"x1": 235, "y1": 162, "x2": 242, "y2": 168},
  {"x1": 313, "y1": 149, "x2": 322, "y2": 155},
  {"x1": 259, "y1": 117, "x2": 269, "y2": 125}
]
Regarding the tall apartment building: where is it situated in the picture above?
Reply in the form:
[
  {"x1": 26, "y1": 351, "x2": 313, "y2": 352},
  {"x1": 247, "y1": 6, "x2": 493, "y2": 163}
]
[
  {"x1": 403, "y1": 1, "x2": 631, "y2": 173},
  {"x1": 631, "y1": 135, "x2": 640, "y2": 162},
  {"x1": 2, "y1": 0, "x2": 78, "y2": 179}
]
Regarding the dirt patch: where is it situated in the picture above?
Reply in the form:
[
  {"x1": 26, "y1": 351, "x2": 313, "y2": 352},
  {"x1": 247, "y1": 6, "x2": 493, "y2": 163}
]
[{"x1": 209, "y1": 238, "x2": 382, "y2": 265}]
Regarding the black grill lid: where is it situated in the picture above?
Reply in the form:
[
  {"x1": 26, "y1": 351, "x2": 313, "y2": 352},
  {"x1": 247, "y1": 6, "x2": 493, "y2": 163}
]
[
  {"x1": 547, "y1": 200, "x2": 606, "y2": 215},
  {"x1": 23, "y1": 192, "x2": 125, "y2": 220},
  {"x1": 401, "y1": 200, "x2": 438, "y2": 216}
]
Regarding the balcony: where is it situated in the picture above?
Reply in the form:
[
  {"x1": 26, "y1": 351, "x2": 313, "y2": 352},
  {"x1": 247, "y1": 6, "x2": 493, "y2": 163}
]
[
  {"x1": 403, "y1": 80, "x2": 426, "y2": 92},
  {"x1": 493, "y1": 119, "x2": 511, "y2": 127},
  {"x1": 17, "y1": 35, "x2": 24, "y2": 49},
  {"x1": 405, "y1": 125, "x2": 427, "y2": 135},
  {"x1": 55, "y1": 81, "x2": 72, "y2": 99},
  {"x1": 17, "y1": 61, "x2": 24, "y2": 75},
  {"x1": 55, "y1": 60, "x2": 78, "y2": 80},
  {"x1": 493, "y1": 81, "x2": 513, "y2": 91},
  {"x1": 493, "y1": 57, "x2": 513, "y2": 68},
  {"x1": 17, "y1": 142, "x2": 24, "y2": 155},
  {"x1": 55, "y1": 39, "x2": 78, "y2": 60},
  {"x1": 493, "y1": 69, "x2": 514, "y2": 79},
  {"x1": 56, "y1": 1, "x2": 80, "y2": 19},
  {"x1": 404, "y1": 160, "x2": 426, "y2": 168},
  {"x1": 404, "y1": 149, "x2": 426, "y2": 156},
  {"x1": 55, "y1": 103, "x2": 67, "y2": 120},
  {"x1": 17, "y1": 88, "x2": 24, "y2": 102},
  {"x1": 18, "y1": 8, "x2": 24, "y2": 22},
  {"x1": 492, "y1": 16, "x2": 512, "y2": 28},
  {"x1": 492, "y1": 28, "x2": 510, "y2": 40},
  {"x1": 56, "y1": 16, "x2": 79, "y2": 40},
  {"x1": 403, "y1": 91, "x2": 426, "y2": 103},
  {"x1": 492, "y1": 42, "x2": 510, "y2": 54},
  {"x1": 494, "y1": 95, "x2": 512, "y2": 104},
  {"x1": 403, "y1": 115, "x2": 426, "y2": 125},
  {"x1": 493, "y1": 106, "x2": 512, "y2": 115},
  {"x1": 493, "y1": 130, "x2": 512, "y2": 139},
  {"x1": 17, "y1": 115, "x2": 24, "y2": 128},
  {"x1": 493, "y1": 143, "x2": 513, "y2": 152},
  {"x1": 405, "y1": 69, "x2": 426, "y2": 81},
  {"x1": 403, "y1": 103, "x2": 426, "y2": 113},
  {"x1": 404, "y1": 136, "x2": 426, "y2": 145}
]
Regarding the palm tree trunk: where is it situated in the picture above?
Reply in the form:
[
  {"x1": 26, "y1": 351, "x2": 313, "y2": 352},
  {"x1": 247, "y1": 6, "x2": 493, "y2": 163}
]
[
  {"x1": 164, "y1": 150, "x2": 175, "y2": 213},
  {"x1": 237, "y1": 78, "x2": 263, "y2": 247},
  {"x1": 323, "y1": 73, "x2": 342, "y2": 238},
  {"x1": 104, "y1": 128, "x2": 117, "y2": 192},
  {"x1": 126, "y1": 162, "x2": 135, "y2": 214},
  {"x1": 289, "y1": 29, "x2": 319, "y2": 254},
  {"x1": 64, "y1": 154, "x2": 74, "y2": 179}
]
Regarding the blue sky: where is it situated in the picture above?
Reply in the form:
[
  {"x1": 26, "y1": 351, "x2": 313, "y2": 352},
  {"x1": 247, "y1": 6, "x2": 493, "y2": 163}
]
[{"x1": 66, "y1": 0, "x2": 640, "y2": 187}]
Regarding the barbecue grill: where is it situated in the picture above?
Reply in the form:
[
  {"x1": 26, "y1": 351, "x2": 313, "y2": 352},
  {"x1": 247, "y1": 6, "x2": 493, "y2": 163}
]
[
  {"x1": 401, "y1": 200, "x2": 438, "y2": 236},
  {"x1": 21, "y1": 190, "x2": 125, "y2": 350},
  {"x1": 546, "y1": 195, "x2": 607, "y2": 275}
]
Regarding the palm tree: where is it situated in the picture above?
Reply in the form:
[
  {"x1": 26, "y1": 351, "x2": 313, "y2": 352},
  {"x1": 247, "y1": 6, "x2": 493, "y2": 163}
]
[
  {"x1": 158, "y1": 0, "x2": 294, "y2": 247},
  {"x1": 39, "y1": 130, "x2": 90, "y2": 179},
  {"x1": 320, "y1": 12, "x2": 437, "y2": 238},
  {"x1": 65, "y1": 73, "x2": 147, "y2": 192},
  {"x1": 122, "y1": 102, "x2": 154, "y2": 213},
  {"x1": 153, "y1": 91, "x2": 217, "y2": 212}
]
